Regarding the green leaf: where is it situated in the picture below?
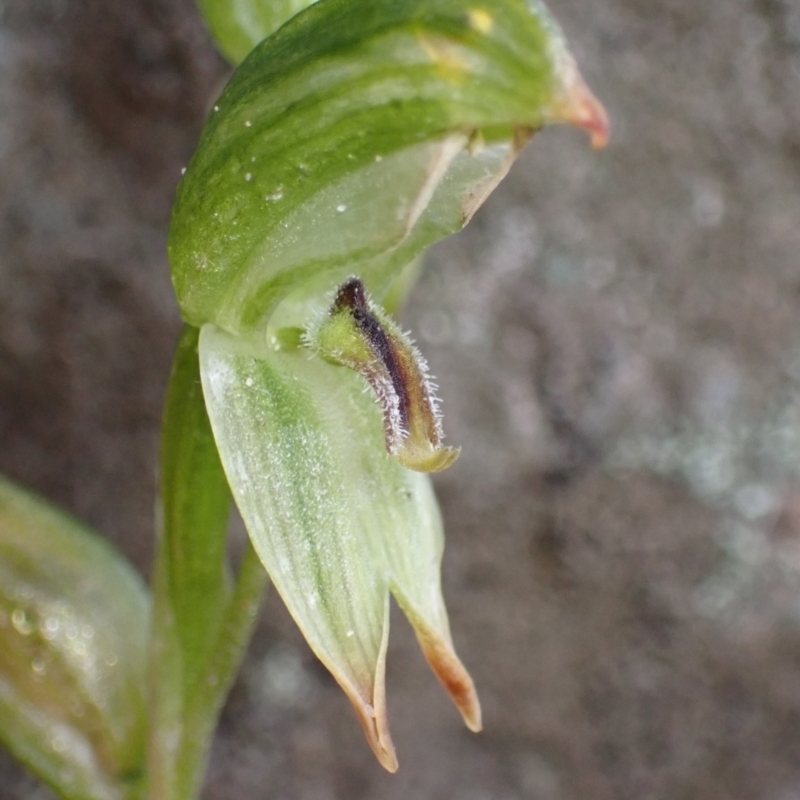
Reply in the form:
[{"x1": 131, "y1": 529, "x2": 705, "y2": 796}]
[
  {"x1": 154, "y1": 325, "x2": 233, "y2": 700},
  {"x1": 199, "y1": 323, "x2": 480, "y2": 771},
  {"x1": 0, "y1": 476, "x2": 148, "y2": 800},
  {"x1": 148, "y1": 325, "x2": 267, "y2": 800},
  {"x1": 170, "y1": 0, "x2": 607, "y2": 333},
  {"x1": 196, "y1": 0, "x2": 321, "y2": 65}
]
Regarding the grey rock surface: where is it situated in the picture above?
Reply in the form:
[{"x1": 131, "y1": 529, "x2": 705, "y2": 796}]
[{"x1": 2, "y1": 0, "x2": 800, "y2": 798}]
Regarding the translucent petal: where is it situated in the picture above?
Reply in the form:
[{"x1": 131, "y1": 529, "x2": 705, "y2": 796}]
[{"x1": 199, "y1": 324, "x2": 477, "y2": 768}]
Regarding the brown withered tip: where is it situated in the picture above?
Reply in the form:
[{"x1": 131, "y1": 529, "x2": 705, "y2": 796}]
[
  {"x1": 414, "y1": 619, "x2": 483, "y2": 733},
  {"x1": 339, "y1": 681, "x2": 399, "y2": 773},
  {"x1": 564, "y1": 77, "x2": 610, "y2": 150},
  {"x1": 332, "y1": 614, "x2": 398, "y2": 773}
]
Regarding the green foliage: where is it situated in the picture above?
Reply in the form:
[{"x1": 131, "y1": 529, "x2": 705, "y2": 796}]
[
  {"x1": 0, "y1": 477, "x2": 148, "y2": 800},
  {"x1": 156, "y1": 326, "x2": 233, "y2": 695}
]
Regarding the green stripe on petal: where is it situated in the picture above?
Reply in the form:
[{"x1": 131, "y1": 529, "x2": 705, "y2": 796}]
[{"x1": 169, "y1": 0, "x2": 606, "y2": 333}]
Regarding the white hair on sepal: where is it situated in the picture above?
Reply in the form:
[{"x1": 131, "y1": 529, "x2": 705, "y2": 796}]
[
  {"x1": 402, "y1": 338, "x2": 445, "y2": 438},
  {"x1": 300, "y1": 303, "x2": 329, "y2": 351},
  {"x1": 374, "y1": 373, "x2": 406, "y2": 453}
]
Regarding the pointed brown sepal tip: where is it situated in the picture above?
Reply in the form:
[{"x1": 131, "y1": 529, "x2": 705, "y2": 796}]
[
  {"x1": 564, "y1": 78, "x2": 609, "y2": 150},
  {"x1": 416, "y1": 626, "x2": 483, "y2": 733},
  {"x1": 340, "y1": 681, "x2": 399, "y2": 772},
  {"x1": 334, "y1": 603, "x2": 398, "y2": 772}
]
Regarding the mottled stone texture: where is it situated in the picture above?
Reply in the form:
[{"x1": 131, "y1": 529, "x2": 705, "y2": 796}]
[{"x1": 2, "y1": 0, "x2": 800, "y2": 798}]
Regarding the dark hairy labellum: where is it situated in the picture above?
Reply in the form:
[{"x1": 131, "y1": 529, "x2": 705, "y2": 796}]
[{"x1": 308, "y1": 278, "x2": 460, "y2": 473}]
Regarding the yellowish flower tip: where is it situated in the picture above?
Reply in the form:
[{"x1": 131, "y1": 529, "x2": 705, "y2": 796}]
[
  {"x1": 313, "y1": 600, "x2": 398, "y2": 771},
  {"x1": 307, "y1": 277, "x2": 460, "y2": 474},
  {"x1": 397, "y1": 443, "x2": 460, "y2": 474}
]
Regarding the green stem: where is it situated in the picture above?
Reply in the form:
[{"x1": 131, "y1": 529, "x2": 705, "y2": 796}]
[
  {"x1": 177, "y1": 542, "x2": 268, "y2": 800},
  {"x1": 148, "y1": 544, "x2": 267, "y2": 800},
  {"x1": 147, "y1": 325, "x2": 268, "y2": 800}
]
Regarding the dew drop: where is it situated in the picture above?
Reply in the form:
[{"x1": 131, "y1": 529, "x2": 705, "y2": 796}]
[
  {"x1": 245, "y1": 377, "x2": 254, "y2": 387},
  {"x1": 336, "y1": 204, "x2": 347, "y2": 213},
  {"x1": 214, "y1": 105, "x2": 220, "y2": 112},
  {"x1": 346, "y1": 629, "x2": 355, "y2": 638},
  {"x1": 245, "y1": 172, "x2": 252, "y2": 182},
  {"x1": 180, "y1": 167, "x2": 186, "y2": 175},
  {"x1": 265, "y1": 188, "x2": 284, "y2": 202},
  {"x1": 11, "y1": 609, "x2": 33, "y2": 636},
  {"x1": 245, "y1": 120, "x2": 252, "y2": 127}
]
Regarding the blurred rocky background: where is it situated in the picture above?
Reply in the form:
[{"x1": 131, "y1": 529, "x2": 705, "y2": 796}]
[{"x1": 2, "y1": 0, "x2": 800, "y2": 797}]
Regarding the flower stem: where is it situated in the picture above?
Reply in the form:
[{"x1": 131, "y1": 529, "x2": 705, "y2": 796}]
[
  {"x1": 162, "y1": 542, "x2": 268, "y2": 800},
  {"x1": 147, "y1": 326, "x2": 268, "y2": 800}
]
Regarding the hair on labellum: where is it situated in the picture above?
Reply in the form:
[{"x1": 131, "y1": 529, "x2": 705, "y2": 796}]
[{"x1": 305, "y1": 277, "x2": 459, "y2": 473}]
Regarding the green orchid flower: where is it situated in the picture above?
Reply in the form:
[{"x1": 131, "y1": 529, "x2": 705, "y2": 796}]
[{"x1": 164, "y1": 0, "x2": 607, "y2": 774}]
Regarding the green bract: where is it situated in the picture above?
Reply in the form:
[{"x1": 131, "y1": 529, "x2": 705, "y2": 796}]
[{"x1": 0, "y1": 477, "x2": 148, "y2": 800}]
